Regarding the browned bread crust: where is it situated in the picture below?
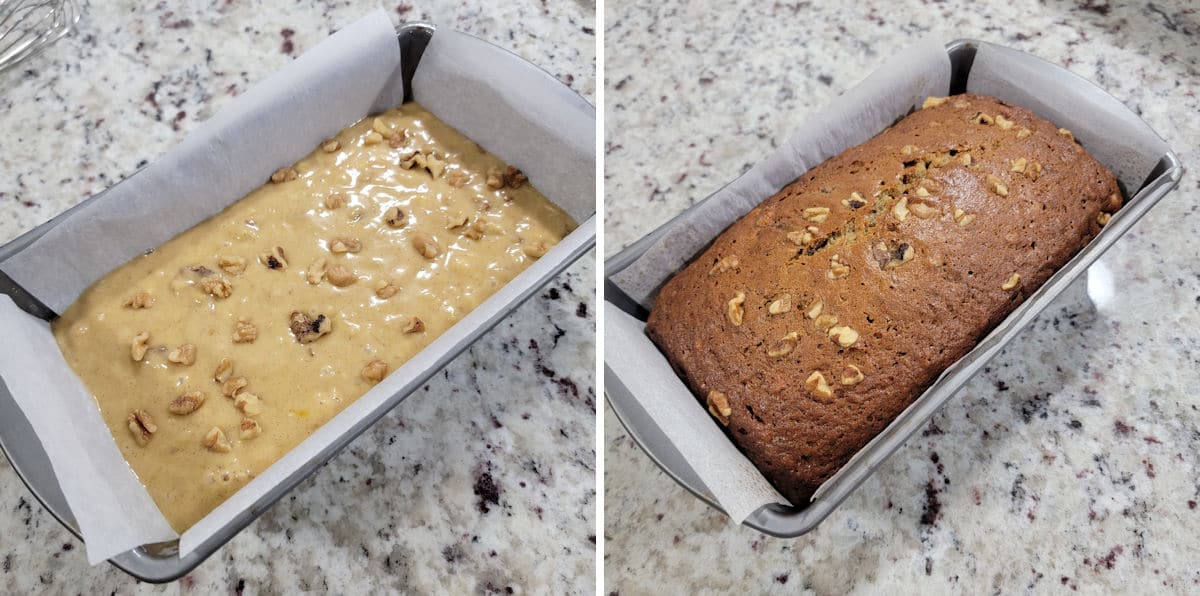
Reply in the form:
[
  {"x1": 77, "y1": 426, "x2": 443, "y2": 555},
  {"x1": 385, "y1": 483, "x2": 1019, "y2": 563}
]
[{"x1": 646, "y1": 94, "x2": 1121, "y2": 506}]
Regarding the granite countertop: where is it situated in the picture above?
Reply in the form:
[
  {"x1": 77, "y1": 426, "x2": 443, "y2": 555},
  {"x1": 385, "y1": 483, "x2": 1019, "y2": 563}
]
[
  {"x1": 605, "y1": 0, "x2": 1199, "y2": 592},
  {"x1": 0, "y1": 1, "x2": 594, "y2": 592}
]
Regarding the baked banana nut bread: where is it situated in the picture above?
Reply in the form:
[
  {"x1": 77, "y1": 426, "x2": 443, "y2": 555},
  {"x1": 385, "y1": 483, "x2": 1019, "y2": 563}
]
[{"x1": 646, "y1": 93, "x2": 1121, "y2": 506}]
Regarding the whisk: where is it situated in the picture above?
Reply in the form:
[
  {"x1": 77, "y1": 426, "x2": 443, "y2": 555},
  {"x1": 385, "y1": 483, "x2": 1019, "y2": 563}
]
[{"x1": 0, "y1": 0, "x2": 79, "y2": 75}]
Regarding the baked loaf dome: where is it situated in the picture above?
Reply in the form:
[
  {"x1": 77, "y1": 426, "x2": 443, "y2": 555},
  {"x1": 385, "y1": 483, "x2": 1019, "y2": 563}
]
[{"x1": 646, "y1": 94, "x2": 1121, "y2": 505}]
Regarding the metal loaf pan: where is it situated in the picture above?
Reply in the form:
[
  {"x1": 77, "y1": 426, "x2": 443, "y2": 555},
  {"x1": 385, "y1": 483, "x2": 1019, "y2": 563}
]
[
  {"x1": 0, "y1": 22, "x2": 595, "y2": 582},
  {"x1": 604, "y1": 39, "x2": 1182, "y2": 538}
]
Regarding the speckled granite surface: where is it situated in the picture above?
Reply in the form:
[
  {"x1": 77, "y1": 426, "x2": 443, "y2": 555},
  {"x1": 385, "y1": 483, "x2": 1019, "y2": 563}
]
[
  {"x1": 0, "y1": 1, "x2": 594, "y2": 592},
  {"x1": 605, "y1": 0, "x2": 1199, "y2": 593}
]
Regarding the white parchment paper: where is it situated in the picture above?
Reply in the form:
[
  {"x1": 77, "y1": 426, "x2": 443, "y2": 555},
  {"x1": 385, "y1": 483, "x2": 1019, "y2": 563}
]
[
  {"x1": 0, "y1": 9, "x2": 594, "y2": 565},
  {"x1": 606, "y1": 38, "x2": 1168, "y2": 522}
]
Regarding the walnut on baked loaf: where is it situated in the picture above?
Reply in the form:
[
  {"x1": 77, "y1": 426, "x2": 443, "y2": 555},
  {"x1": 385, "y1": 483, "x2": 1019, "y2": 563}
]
[{"x1": 646, "y1": 94, "x2": 1121, "y2": 506}]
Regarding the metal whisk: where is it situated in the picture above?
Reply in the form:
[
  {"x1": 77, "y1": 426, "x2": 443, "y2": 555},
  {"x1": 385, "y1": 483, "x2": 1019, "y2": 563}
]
[{"x1": 0, "y1": 0, "x2": 79, "y2": 75}]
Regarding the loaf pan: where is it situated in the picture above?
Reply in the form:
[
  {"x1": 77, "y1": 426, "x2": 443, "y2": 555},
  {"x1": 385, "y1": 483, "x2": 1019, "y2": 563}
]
[
  {"x1": 0, "y1": 22, "x2": 595, "y2": 582},
  {"x1": 604, "y1": 39, "x2": 1182, "y2": 537}
]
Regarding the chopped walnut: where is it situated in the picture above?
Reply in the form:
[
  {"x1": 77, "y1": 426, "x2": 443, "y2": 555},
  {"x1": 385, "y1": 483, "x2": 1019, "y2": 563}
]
[
  {"x1": 840, "y1": 364, "x2": 865, "y2": 386},
  {"x1": 200, "y1": 277, "x2": 233, "y2": 299},
  {"x1": 1105, "y1": 193, "x2": 1123, "y2": 212},
  {"x1": 1097, "y1": 212, "x2": 1112, "y2": 226},
  {"x1": 167, "y1": 343, "x2": 197, "y2": 365},
  {"x1": 803, "y1": 206, "x2": 831, "y2": 223},
  {"x1": 289, "y1": 311, "x2": 333, "y2": 343},
  {"x1": 1010, "y1": 157, "x2": 1027, "y2": 173},
  {"x1": 240, "y1": 418, "x2": 263, "y2": 440},
  {"x1": 131, "y1": 331, "x2": 150, "y2": 362},
  {"x1": 203, "y1": 427, "x2": 231, "y2": 453},
  {"x1": 1002, "y1": 273, "x2": 1021, "y2": 291},
  {"x1": 398, "y1": 148, "x2": 426, "y2": 170},
  {"x1": 814, "y1": 313, "x2": 838, "y2": 330},
  {"x1": 1025, "y1": 160, "x2": 1043, "y2": 181},
  {"x1": 804, "y1": 371, "x2": 834, "y2": 402},
  {"x1": 447, "y1": 170, "x2": 470, "y2": 188},
  {"x1": 921, "y1": 96, "x2": 948, "y2": 109},
  {"x1": 270, "y1": 167, "x2": 298, "y2": 184},
  {"x1": 806, "y1": 300, "x2": 823, "y2": 320},
  {"x1": 995, "y1": 114, "x2": 1015, "y2": 130},
  {"x1": 324, "y1": 264, "x2": 357, "y2": 287},
  {"x1": 706, "y1": 390, "x2": 732, "y2": 426},
  {"x1": 123, "y1": 291, "x2": 155, "y2": 309},
  {"x1": 901, "y1": 144, "x2": 918, "y2": 156},
  {"x1": 127, "y1": 409, "x2": 156, "y2": 446},
  {"x1": 329, "y1": 237, "x2": 362, "y2": 254},
  {"x1": 986, "y1": 174, "x2": 1008, "y2": 197},
  {"x1": 787, "y1": 228, "x2": 817, "y2": 246},
  {"x1": 375, "y1": 280, "x2": 400, "y2": 299},
  {"x1": 222, "y1": 376, "x2": 248, "y2": 398},
  {"x1": 324, "y1": 193, "x2": 347, "y2": 210},
  {"x1": 709, "y1": 255, "x2": 740, "y2": 276},
  {"x1": 486, "y1": 167, "x2": 505, "y2": 189},
  {"x1": 463, "y1": 220, "x2": 489, "y2": 240},
  {"x1": 1015, "y1": 127, "x2": 1033, "y2": 139},
  {"x1": 522, "y1": 240, "x2": 549, "y2": 259},
  {"x1": 726, "y1": 291, "x2": 746, "y2": 326},
  {"x1": 915, "y1": 186, "x2": 930, "y2": 198},
  {"x1": 767, "y1": 294, "x2": 791, "y2": 315},
  {"x1": 871, "y1": 241, "x2": 914, "y2": 269},
  {"x1": 234, "y1": 392, "x2": 263, "y2": 417},
  {"x1": 1057, "y1": 127, "x2": 1074, "y2": 142},
  {"x1": 387, "y1": 128, "x2": 408, "y2": 148},
  {"x1": 892, "y1": 196, "x2": 909, "y2": 222},
  {"x1": 217, "y1": 255, "x2": 246, "y2": 276},
  {"x1": 502, "y1": 166, "x2": 527, "y2": 189},
  {"x1": 952, "y1": 98, "x2": 970, "y2": 109},
  {"x1": 321, "y1": 139, "x2": 341, "y2": 153},
  {"x1": 384, "y1": 206, "x2": 407, "y2": 228},
  {"x1": 972, "y1": 112, "x2": 994, "y2": 125},
  {"x1": 372, "y1": 117, "x2": 395, "y2": 136},
  {"x1": 259, "y1": 246, "x2": 288, "y2": 270},
  {"x1": 232, "y1": 318, "x2": 258, "y2": 343},
  {"x1": 841, "y1": 192, "x2": 867, "y2": 209},
  {"x1": 402, "y1": 316, "x2": 425, "y2": 334},
  {"x1": 425, "y1": 153, "x2": 447, "y2": 178},
  {"x1": 412, "y1": 233, "x2": 441, "y2": 259},
  {"x1": 361, "y1": 359, "x2": 388, "y2": 383},
  {"x1": 908, "y1": 200, "x2": 939, "y2": 219},
  {"x1": 306, "y1": 258, "x2": 328, "y2": 285},
  {"x1": 828, "y1": 325, "x2": 859, "y2": 348},
  {"x1": 169, "y1": 390, "x2": 206, "y2": 415},
  {"x1": 959, "y1": 152, "x2": 972, "y2": 166},
  {"x1": 953, "y1": 208, "x2": 975, "y2": 228},
  {"x1": 827, "y1": 254, "x2": 850, "y2": 279},
  {"x1": 767, "y1": 332, "x2": 799, "y2": 358},
  {"x1": 363, "y1": 131, "x2": 384, "y2": 145},
  {"x1": 213, "y1": 358, "x2": 234, "y2": 383}
]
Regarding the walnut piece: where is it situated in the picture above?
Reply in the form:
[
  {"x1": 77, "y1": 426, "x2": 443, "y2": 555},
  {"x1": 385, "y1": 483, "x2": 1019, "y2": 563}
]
[
  {"x1": 522, "y1": 240, "x2": 549, "y2": 259},
  {"x1": 329, "y1": 237, "x2": 362, "y2": 254},
  {"x1": 384, "y1": 206, "x2": 407, "y2": 228},
  {"x1": 767, "y1": 332, "x2": 799, "y2": 358},
  {"x1": 767, "y1": 294, "x2": 791, "y2": 315},
  {"x1": 213, "y1": 358, "x2": 234, "y2": 383},
  {"x1": 270, "y1": 167, "x2": 298, "y2": 184},
  {"x1": 363, "y1": 131, "x2": 384, "y2": 145},
  {"x1": 1015, "y1": 127, "x2": 1033, "y2": 139},
  {"x1": 289, "y1": 311, "x2": 333, "y2": 343},
  {"x1": 372, "y1": 117, "x2": 395, "y2": 136},
  {"x1": 986, "y1": 174, "x2": 1009, "y2": 197},
  {"x1": 167, "y1": 343, "x2": 196, "y2": 365},
  {"x1": 232, "y1": 318, "x2": 258, "y2": 343},
  {"x1": 425, "y1": 154, "x2": 447, "y2": 178},
  {"x1": 402, "y1": 316, "x2": 425, "y2": 334},
  {"x1": 217, "y1": 255, "x2": 246, "y2": 276},
  {"x1": 921, "y1": 96, "x2": 948, "y2": 109},
  {"x1": 908, "y1": 201, "x2": 939, "y2": 220},
  {"x1": 828, "y1": 325, "x2": 859, "y2": 348},
  {"x1": 412, "y1": 233, "x2": 441, "y2": 259},
  {"x1": 803, "y1": 206, "x2": 831, "y2": 223},
  {"x1": 1105, "y1": 193, "x2": 1123, "y2": 212},
  {"x1": 324, "y1": 193, "x2": 347, "y2": 209},
  {"x1": 806, "y1": 300, "x2": 823, "y2": 320},
  {"x1": 804, "y1": 371, "x2": 834, "y2": 402},
  {"x1": 375, "y1": 280, "x2": 400, "y2": 299},
  {"x1": 168, "y1": 390, "x2": 206, "y2": 415},
  {"x1": 321, "y1": 139, "x2": 340, "y2": 153},
  {"x1": 1010, "y1": 157, "x2": 1027, "y2": 173},
  {"x1": 726, "y1": 291, "x2": 746, "y2": 326},
  {"x1": 1057, "y1": 127, "x2": 1074, "y2": 142},
  {"x1": 127, "y1": 409, "x2": 156, "y2": 446},
  {"x1": 995, "y1": 114, "x2": 1015, "y2": 130},
  {"x1": 324, "y1": 264, "x2": 357, "y2": 287},
  {"x1": 709, "y1": 255, "x2": 740, "y2": 276},
  {"x1": 892, "y1": 196, "x2": 909, "y2": 222},
  {"x1": 959, "y1": 152, "x2": 973, "y2": 166},
  {"x1": 1097, "y1": 212, "x2": 1112, "y2": 226},
  {"x1": 840, "y1": 364, "x2": 865, "y2": 386},
  {"x1": 306, "y1": 258, "x2": 327, "y2": 285},
  {"x1": 131, "y1": 331, "x2": 150, "y2": 362},
  {"x1": 1002, "y1": 273, "x2": 1021, "y2": 291},
  {"x1": 240, "y1": 418, "x2": 262, "y2": 440},
  {"x1": 706, "y1": 390, "x2": 732, "y2": 426},
  {"x1": 200, "y1": 277, "x2": 233, "y2": 299},
  {"x1": 234, "y1": 392, "x2": 263, "y2": 417},
  {"x1": 123, "y1": 291, "x2": 155, "y2": 309},
  {"x1": 827, "y1": 254, "x2": 850, "y2": 279},
  {"x1": 259, "y1": 246, "x2": 288, "y2": 270},
  {"x1": 814, "y1": 313, "x2": 838, "y2": 330},
  {"x1": 203, "y1": 427, "x2": 232, "y2": 453},
  {"x1": 222, "y1": 376, "x2": 248, "y2": 398},
  {"x1": 953, "y1": 208, "x2": 975, "y2": 228},
  {"x1": 841, "y1": 192, "x2": 867, "y2": 209},
  {"x1": 361, "y1": 359, "x2": 388, "y2": 383}
]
